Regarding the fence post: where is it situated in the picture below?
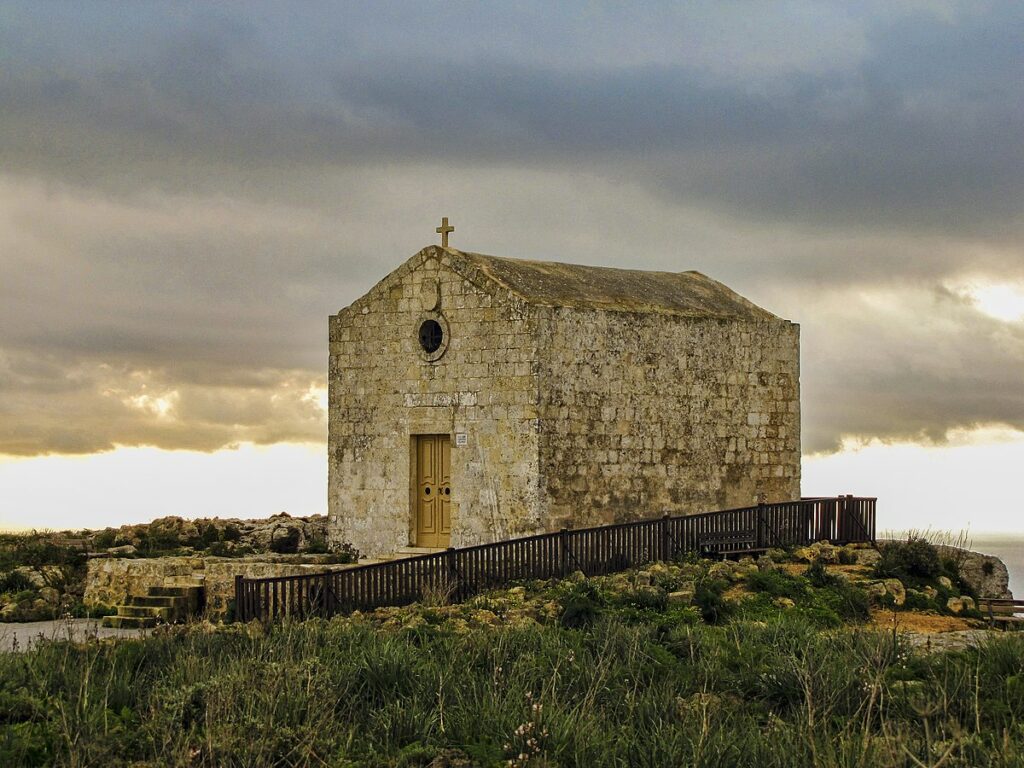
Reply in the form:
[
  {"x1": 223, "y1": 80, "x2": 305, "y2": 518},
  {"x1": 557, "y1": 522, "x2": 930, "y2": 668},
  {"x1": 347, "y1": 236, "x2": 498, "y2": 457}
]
[
  {"x1": 320, "y1": 572, "x2": 330, "y2": 617},
  {"x1": 446, "y1": 547, "x2": 459, "y2": 600},
  {"x1": 838, "y1": 494, "x2": 848, "y2": 543},
  {"x1": 661, "y1": 514, "x2": 671, "y2": 561},
  {"x1": 756, "y1": 503, "x2": 766, "y2": 550},
  {"x1": 234, "y1": 575, "x2": 244, "y2": 622},
  {"x1": 559, "y1": 528, "x2": 569, "y2": 577}
]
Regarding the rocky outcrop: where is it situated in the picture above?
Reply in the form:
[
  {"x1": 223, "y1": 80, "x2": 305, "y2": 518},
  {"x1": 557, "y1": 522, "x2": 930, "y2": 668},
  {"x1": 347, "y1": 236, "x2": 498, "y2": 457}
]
[
  {"x1": 100, "y1": 512, "x2": 331, "y2": 556},
  {"x1": 937, "y1": 546, "x2": 1012, "y2": 599}
]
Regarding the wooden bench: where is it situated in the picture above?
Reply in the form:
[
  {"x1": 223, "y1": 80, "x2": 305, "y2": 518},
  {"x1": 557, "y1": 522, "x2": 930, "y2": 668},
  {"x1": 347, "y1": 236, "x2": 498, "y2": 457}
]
[
  {"x1": 697, "y1": 529, "x2": 761, "y2": 558},
  {"x1": 978, "y1": 598, "x2": 1024, "y2": 630}
]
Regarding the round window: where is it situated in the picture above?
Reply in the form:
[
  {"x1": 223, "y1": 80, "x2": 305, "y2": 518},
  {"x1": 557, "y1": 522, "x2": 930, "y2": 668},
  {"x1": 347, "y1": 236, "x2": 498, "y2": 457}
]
[{"x1": 418, "y1": 319, "x2": 444, "y2": 353}]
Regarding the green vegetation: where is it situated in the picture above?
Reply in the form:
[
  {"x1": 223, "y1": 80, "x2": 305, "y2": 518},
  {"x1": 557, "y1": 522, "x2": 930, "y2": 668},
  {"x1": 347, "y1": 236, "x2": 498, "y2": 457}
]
[
  {"x1": 0, "y1": 533, "x2": 88, "y2": 621},
  {"x1": 1, "y1": 546, "x2": 1021, "y2": 767},
  {"x1": 0, "y1": 518, "x2": 357, "y2": 622},
  {"x1": 873, "y1": 535, "x2": 961, "y2": 589}
]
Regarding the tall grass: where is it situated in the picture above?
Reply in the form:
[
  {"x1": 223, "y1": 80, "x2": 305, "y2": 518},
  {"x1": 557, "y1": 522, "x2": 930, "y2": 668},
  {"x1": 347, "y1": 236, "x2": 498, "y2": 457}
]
[{"x1": 1, "y1": 613, "x2": 1022, "y2": 767}]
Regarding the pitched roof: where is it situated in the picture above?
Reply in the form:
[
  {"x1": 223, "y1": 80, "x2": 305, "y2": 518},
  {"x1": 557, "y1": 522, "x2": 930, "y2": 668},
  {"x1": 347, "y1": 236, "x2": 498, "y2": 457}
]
[{"x1": 445, "y1": 248, "x2": 781, "y2": 321}]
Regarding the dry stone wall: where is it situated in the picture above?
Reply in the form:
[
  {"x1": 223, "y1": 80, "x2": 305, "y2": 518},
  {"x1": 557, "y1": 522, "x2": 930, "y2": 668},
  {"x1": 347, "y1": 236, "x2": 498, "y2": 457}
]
[{"x1": 84, "y1": 555, "x2": 354, "y2": 617}]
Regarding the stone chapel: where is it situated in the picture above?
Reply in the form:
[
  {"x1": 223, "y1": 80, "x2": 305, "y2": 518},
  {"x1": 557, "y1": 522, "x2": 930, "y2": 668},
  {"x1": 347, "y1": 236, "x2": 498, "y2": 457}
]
[{"x1": 327, "y1": 243, "x2": 800, "y2": 556}]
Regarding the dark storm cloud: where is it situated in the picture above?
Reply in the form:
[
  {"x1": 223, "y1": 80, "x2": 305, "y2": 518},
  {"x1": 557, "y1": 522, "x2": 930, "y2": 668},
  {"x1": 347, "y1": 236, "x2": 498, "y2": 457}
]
[
  {"x1": 0, "y1": 2, "x2": 1022, "y2": 456},
  {"x1": 800, "y1": 284, "x2": 1024, "y2": 452},
  {"x1": 2, "y1": 3, "x2": 1021, "y2": 237}
]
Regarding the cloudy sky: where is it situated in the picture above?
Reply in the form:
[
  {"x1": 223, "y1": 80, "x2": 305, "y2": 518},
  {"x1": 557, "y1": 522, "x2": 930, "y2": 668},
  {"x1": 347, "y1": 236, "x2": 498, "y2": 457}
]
[{"x1": 1, "y1": 2, "x2": 1022, "y2": 534}]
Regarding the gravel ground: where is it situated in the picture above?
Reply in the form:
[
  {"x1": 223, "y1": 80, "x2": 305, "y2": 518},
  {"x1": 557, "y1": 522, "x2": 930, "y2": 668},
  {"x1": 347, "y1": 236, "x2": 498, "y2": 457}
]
[
  {"x1": 0, "y1": 619, "x2": 150, "y2": 652},
  {"x1": 904, "y1": 629, "x2": 1004, "y2": 653}
]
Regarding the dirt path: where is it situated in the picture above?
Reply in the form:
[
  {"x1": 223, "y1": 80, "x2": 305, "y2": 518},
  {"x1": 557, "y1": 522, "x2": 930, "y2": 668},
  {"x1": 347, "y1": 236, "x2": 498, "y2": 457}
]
[{"x1": 0, "y1": 619, "x2": 150, "y2": 652}]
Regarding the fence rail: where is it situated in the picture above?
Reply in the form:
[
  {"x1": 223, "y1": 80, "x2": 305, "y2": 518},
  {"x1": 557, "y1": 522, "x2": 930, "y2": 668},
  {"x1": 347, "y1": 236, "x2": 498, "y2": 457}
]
[{"x1": 234, "y1": 495, "x2": 875, "y2": 623}]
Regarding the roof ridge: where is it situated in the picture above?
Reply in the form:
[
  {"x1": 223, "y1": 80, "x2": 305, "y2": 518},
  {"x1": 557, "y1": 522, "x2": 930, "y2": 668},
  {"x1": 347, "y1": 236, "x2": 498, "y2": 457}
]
[{"x1": 438, "y1": 247, "x2": 784, "y2": 322}]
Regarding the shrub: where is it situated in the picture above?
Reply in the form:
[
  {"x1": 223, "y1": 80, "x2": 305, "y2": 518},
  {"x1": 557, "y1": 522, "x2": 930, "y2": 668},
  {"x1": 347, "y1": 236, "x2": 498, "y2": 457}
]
[
  {"x1": 206, "y1": 542, "x2": 255, "y2": 558},
  {"x1": 873, "y1": 537, "x2": 941, "y2": 585},
  {"x1": 0, "y1": 571, "x2": 35, "y2": 595},
  {"x1": 837, "y1": 547, "x2": 858, "y2": 565},
  {"x1": 620, "y1": 587, "x2": 668, "y2": 612},
  {"x1": 746, "y1": 569, "x2": 807, "y2": 600},
  {"x1": 805, "y1": 559, "x2": 836, "y2": 588},
  {"x1": 303, "y1": 533, "x2": 330, "y2": 554},
  {"x1": 92, "y1": 529, "x2": 117, "y2": 550},
  {"x1": 811, "y1": 582, "x2": 870, "y2": 622},
  {"x1": 269, "y1": 526, "x2": 300, "y2": 554},
  {"x1": 693, "y1": 578, "x2": 732, "y2": 624},
  {"x1": 197, "y1": 523, "x2": 221, "y2": 548},
  {"x1": 903, "y1": 589, "x2": 938, "y2": 612},
  {"x1": 559, "y1": 581, "x2": 606, "y2": 628}
]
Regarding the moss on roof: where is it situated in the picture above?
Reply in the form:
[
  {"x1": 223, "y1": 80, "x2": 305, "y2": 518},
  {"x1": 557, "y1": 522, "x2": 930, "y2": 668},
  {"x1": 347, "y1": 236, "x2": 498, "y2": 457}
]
[{"x1": 446, "y1": 248, "x2": 781, "y2": 321}]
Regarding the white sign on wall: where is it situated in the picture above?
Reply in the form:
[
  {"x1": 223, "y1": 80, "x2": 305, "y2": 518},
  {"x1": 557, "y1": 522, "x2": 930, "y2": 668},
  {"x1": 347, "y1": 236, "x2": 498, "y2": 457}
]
[{"x1": 455, "y1": 433, "x2": 468, "y2": 447}]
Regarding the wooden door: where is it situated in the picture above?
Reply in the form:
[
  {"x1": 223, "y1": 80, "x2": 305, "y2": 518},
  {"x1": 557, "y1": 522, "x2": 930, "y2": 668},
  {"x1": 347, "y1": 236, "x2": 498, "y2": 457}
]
[{"x1": 415, "y1": 435, "x2": 451, "y2": 547}]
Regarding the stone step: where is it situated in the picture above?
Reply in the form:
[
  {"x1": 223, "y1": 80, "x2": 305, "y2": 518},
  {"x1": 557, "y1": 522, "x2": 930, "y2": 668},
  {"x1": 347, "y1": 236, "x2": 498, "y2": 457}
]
[
  {"x1": 149, "y1": 585, "x2": 202, "y2": 598},
  {"x1": 102, "y1": 615, "x2": 157, "y2": 630},
  {"x1": 127, "y1": 595, "x2": 181, "y2": 608},
  {"x1": 117, "y1": 605, "x2": 171, "y2": 620}
]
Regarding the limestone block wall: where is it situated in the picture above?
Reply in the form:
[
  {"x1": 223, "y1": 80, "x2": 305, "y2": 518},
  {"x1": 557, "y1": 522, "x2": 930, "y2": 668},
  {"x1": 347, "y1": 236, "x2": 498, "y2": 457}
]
[
  {"x1": 84, "y1": 556, "x2": 357, "y2": 617},
  {"x1": 535, "y1": 308, "x2": 800, "y2": 529},
  {"x1": 328, "y1": 250, "x2": 543, "y2": 557}
]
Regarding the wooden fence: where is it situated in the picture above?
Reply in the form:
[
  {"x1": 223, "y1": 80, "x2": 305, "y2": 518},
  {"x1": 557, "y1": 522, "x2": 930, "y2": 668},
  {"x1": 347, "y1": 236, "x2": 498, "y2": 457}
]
[{"x1": 234, "y1": 495, "x2": 875, "y2": 623}]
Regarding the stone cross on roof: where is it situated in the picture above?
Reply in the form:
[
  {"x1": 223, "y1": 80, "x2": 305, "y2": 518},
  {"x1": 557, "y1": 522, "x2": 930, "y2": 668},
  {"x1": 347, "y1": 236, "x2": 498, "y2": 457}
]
[{"x1": 435, "y1": 217, "x2": 454, "y2": 248}]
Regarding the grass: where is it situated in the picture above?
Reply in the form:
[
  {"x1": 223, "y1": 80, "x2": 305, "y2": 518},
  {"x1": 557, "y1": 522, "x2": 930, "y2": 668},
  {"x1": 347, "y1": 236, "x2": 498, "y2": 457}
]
[{"x1": 1, "y1": 578, "x2": 1023, "y2": 766}]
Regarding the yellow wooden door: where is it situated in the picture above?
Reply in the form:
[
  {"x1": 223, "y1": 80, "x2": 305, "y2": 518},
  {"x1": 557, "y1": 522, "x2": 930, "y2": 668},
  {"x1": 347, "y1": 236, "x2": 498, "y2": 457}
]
[{"x1": 415, "y1": 435, "x2": 451, "y2": 547}]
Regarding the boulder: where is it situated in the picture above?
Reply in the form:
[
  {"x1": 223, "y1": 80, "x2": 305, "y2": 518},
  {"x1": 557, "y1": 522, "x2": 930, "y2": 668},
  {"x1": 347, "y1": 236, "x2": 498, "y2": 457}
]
[
  {"x1": 852, "y1": 548, "x2": 882, "y2": 567},
  {"x1": 667, "y1": 589, "x2": 694, "y2": 606},
  {"x1": 634, "y1": 570, "x2": 653, "y2": 586},
  {"x1": 106, "y1": 545, "x2": 137, "y2": 556},
  {"x1": 922, "y1": 586, "x2": 938, "y2": 600},
  {"x1": 945, "y1": 596, "x2": 977, "y2": 614},
  {"x1": 756, "y1": 555, "x2": 777, "y2": 572},
  {"x1": 773, "y1": 597, "x2": 796, "y2": 609},
  {"x1": 812, "y1": 541, "x2": 840, "y2": 564},
  {"x1": 40, "y1": 565, "x2": 66, "y2": 587},
  {"x1": 936, "y1": 546, "x2": 1012, "y2": 599},
  {"x1": 867, "y1": 582, "x2": 888, "y2": 599},
  {"x1": 39, "y1": 586, "x2": 61, "y2": 605},
  {"x1": 707, "y1": 562, "x2": 733, "y2": 581},
  {"x1": 734, "y1": 558, "x2": 759, "y2": 577},
  {"x1": 793, "y1": 547, "x2": 814, "y2": 563},
  {"x1": 938, "y1": 576, "x2": 954, "y2": 591},
  {"x1": 648, "y1": 563, "x2": 672, "y2": 578},
  {"x1": 883, "y1": 579, "x2": 906, "y2": 606}
]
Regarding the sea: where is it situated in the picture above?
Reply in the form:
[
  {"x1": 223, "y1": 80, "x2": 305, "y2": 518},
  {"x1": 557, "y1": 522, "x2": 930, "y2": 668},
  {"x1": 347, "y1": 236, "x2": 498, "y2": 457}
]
[{"x1": 969, "y1": 535, "x2": 1024, "y2": 598}]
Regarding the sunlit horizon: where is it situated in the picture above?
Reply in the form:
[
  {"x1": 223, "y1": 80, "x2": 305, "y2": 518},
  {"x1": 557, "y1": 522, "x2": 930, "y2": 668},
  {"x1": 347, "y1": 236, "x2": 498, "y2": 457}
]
[{"x1": 3, "y1": 426, "x2": 1022, "y2": 537}]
